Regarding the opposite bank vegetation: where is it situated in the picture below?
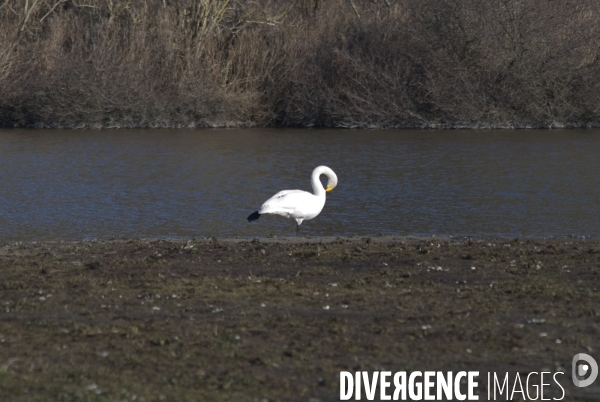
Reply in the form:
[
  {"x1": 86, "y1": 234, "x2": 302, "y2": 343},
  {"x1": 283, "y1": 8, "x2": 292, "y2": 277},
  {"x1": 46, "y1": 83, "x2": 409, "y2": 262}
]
[{"x1": 1, "y1": 0, "x2": 600, "y2": 129}]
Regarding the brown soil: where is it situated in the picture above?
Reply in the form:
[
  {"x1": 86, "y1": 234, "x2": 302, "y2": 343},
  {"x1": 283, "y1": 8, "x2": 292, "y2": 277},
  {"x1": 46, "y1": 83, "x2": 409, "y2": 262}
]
[{"x1": 1, "y1": 236, "x2": 599, "y2": 401}]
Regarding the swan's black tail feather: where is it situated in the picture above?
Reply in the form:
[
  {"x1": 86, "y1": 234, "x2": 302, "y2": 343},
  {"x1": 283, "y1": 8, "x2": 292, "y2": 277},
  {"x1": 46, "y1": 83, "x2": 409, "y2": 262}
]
[{"x1": 247, "y1": 211, "x2": 261, "y2": 222}]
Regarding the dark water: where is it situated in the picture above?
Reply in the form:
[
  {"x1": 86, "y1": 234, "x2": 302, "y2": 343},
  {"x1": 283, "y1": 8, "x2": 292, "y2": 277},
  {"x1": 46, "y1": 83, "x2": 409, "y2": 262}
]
[{"x1": 0, "y1": 128, "x2": 599, "y2": 241}]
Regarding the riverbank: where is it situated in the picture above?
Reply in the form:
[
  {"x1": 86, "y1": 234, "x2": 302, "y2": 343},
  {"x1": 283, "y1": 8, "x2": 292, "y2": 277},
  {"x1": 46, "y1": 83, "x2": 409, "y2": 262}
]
[
  {"x1": 1, "y1": 236, "x2": 599, "y2": 401},
  {"x1": 2, "y1": 0, "x2": 600, "y2": 129}
]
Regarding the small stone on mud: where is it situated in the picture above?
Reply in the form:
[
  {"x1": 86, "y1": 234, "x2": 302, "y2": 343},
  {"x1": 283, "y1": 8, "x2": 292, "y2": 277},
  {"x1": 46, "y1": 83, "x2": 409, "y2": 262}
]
[{"x1": 528, "y1": 318, "x2": 545, "y2": 324}]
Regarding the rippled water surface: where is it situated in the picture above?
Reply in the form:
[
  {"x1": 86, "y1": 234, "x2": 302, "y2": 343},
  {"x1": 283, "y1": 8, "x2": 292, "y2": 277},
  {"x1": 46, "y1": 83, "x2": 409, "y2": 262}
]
[{"x1": 0, "y1": 128, "x2": 599, "y2": 241}]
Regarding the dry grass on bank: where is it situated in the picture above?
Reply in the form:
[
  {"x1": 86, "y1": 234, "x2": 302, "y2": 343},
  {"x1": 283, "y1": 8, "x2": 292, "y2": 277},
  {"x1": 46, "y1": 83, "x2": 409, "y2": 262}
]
[{"x1": 1, "y1": 0, "x2": 600, "y2": 128}]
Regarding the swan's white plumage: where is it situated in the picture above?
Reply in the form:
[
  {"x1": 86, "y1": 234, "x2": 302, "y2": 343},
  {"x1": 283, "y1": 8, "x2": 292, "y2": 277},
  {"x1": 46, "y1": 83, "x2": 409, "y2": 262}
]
[
  {"x1": 247, "y1": 166, "x2": 338, "y2": 232},
  {"x1": 260, "y1": 189, "x2": 324, "y2": 225}
]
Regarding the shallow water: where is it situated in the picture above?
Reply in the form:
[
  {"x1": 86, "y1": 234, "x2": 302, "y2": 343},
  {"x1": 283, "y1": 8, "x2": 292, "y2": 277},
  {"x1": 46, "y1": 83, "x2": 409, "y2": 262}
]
[{"x1": 0, "y1": 128, "x2": 599, "y2": 241}]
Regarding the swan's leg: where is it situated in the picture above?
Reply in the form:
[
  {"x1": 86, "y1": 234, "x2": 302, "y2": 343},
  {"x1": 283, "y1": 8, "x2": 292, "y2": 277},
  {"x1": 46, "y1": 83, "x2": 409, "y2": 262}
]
[{"x1": 295, "y1": 218, "x2": 304, "y2": 236}]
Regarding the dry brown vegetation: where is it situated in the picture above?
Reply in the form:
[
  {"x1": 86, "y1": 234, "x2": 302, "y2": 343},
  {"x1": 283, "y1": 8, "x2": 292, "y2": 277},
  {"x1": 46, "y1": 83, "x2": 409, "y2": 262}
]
[{"x1": 1, "y1": 0, "x2": 600, "y2": 128}]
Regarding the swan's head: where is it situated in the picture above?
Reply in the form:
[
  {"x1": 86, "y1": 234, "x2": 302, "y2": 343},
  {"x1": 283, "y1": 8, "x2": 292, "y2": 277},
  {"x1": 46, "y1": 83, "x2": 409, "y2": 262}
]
[
  {"x1": 325, "y1": 179, "x2": 337, "y2": 192},
  {"x1": 318, "y1": 166, "x2": 338, "y2": 192}
]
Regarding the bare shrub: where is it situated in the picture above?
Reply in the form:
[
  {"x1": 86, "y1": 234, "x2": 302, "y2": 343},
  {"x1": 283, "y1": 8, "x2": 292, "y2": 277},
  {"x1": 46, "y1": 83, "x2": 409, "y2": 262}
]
[{"x1": 1, "y1": 0, "x2": 600, "y2": 128}]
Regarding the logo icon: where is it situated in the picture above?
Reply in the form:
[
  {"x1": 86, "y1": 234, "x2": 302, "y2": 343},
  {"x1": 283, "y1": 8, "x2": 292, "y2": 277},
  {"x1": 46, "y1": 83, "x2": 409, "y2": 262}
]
[{"x1": 572, "y1": 353, "x2": 598, "y2": 387}]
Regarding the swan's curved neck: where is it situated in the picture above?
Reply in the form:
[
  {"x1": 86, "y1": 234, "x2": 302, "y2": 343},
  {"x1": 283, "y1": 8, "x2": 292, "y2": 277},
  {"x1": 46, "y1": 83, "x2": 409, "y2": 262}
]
[{"x1": 310, "y1": 166, "x2": 328, "y2": 197}]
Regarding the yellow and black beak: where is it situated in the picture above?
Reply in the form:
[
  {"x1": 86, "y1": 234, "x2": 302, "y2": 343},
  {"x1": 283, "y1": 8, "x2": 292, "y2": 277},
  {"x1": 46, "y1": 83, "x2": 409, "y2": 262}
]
[{"x1": 326, "y1": 185, "x2": 334, "y2": 192}]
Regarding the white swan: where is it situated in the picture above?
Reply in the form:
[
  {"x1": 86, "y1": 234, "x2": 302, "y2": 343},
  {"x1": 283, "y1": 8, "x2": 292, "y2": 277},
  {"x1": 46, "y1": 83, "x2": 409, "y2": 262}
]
[{"x1": 247, "y1": 166, "x2": 338, "y2": 234}]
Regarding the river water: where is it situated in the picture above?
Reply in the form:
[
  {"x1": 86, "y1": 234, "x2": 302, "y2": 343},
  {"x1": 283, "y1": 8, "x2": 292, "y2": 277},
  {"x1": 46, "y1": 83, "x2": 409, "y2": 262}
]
[{"x1": 0, "y1": 128, "x2": 598, "y2": 241}]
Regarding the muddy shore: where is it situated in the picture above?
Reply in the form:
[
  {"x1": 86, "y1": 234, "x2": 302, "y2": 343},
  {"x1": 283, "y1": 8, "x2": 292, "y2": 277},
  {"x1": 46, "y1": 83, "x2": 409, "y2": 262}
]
[{"x1": 1, "y1": 236, "x2": 599, "y2": 401}]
